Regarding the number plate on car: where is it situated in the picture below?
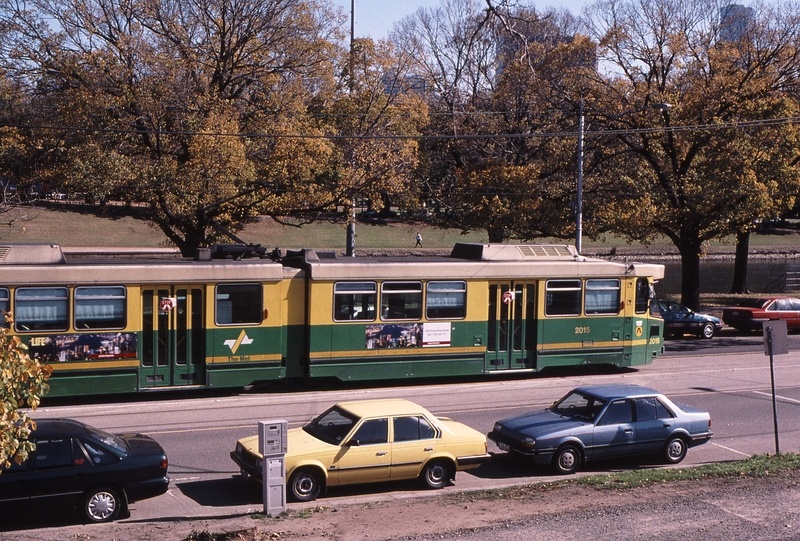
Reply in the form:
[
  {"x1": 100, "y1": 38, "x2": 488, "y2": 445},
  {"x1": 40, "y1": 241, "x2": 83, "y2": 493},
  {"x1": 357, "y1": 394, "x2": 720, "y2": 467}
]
[{"x1": 497, "y1": 442, "x2": 510, "y2": 451}]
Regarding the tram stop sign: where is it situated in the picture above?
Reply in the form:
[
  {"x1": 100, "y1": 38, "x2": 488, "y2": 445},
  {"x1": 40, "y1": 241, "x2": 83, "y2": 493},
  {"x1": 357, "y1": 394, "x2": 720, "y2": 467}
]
[{"x1": 763, "y1": 319, "x2": 789, "y2": 356}]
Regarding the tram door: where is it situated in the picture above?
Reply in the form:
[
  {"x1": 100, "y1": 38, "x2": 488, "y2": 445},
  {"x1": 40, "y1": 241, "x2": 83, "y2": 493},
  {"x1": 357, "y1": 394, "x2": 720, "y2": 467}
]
[
  {"x1": 486, "y1": 283, "x2": 537, "y2": 370},
  {"x1": 141, "y1": 287, "x2": 205, "y2": 388}
]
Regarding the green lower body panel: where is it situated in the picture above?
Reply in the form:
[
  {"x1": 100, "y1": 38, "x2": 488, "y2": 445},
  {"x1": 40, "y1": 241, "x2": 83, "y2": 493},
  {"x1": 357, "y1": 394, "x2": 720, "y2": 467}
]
[
  {"x1": 207, "y1": 365, "x2": 285, "y2": 388},
  {"x1": 309, "y1": 354, "x2": 486, "y2": 381},
  {"x1": 46, "y1": 372, "x2": 139, "y2": 398}
]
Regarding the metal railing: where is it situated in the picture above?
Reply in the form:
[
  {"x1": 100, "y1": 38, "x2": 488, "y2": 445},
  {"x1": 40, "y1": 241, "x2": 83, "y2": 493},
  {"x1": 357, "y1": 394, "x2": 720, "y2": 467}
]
[{"x1": 766, "y1": 272, "x2": 800, "y2": 293}]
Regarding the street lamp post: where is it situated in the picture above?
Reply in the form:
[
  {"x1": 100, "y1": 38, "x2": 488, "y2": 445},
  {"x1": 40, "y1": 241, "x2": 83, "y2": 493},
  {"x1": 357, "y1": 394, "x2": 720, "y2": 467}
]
[{"x1": 575, "y1": 101, "x2": 672, "y2": 254}]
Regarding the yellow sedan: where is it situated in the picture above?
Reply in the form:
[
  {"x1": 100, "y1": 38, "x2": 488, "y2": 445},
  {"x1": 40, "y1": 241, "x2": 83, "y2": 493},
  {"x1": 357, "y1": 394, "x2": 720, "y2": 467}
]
[{"x1": 230, "y1": 398, "x2": 491, "y2": 502}]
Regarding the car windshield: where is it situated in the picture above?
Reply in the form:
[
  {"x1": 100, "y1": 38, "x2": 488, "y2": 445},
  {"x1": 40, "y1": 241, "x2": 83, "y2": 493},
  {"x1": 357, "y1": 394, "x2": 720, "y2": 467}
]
[
  {"x1": 303, "y1": 406, "x2": 358, "y2": 445},
  {"x1": 85, "y1": 424, "x2": 129, "y2": 455},
  {"x1": 550, "y1": 390, "x2": 607, "y2": 421},
  {"x1": 738, "y1": 298, "x2": 770, "y2": 308}
]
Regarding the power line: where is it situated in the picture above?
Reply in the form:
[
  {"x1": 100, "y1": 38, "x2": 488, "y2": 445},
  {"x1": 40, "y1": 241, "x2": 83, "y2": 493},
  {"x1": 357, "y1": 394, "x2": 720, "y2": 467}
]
[{"x1": 1, "y1": 116, "x2": 798, "y2": 140}]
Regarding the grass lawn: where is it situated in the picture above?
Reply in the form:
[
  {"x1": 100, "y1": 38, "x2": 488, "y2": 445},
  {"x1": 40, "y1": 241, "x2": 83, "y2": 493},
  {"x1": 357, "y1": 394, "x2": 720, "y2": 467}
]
[{"x1": 1, "y1": 206, "x2": 799, "y2": 252}]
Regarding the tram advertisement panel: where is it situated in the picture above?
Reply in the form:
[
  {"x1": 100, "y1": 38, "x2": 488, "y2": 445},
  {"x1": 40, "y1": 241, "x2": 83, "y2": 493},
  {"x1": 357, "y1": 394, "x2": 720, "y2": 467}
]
[
  {"x1": 27, "y1": 333, "x2": 138, "y2": 363},
  {"x1": 365, "y1": 322, "x2": 451, "y2": 349}
]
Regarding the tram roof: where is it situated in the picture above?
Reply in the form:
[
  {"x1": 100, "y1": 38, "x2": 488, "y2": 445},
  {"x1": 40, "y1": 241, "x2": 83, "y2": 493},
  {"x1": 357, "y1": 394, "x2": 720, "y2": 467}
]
[
  {"x1": 0, "y1": 244, "x2": 285, "y2": 284},
  {"x1": 294, "y1": 243, "x2": 665, "y2": 281}
]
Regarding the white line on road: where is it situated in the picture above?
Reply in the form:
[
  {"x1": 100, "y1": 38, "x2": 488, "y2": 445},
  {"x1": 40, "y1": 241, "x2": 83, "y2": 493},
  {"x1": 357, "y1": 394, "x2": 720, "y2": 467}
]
[{"x1": 711, "y1": 441, "x2": 751, "y2": 457}]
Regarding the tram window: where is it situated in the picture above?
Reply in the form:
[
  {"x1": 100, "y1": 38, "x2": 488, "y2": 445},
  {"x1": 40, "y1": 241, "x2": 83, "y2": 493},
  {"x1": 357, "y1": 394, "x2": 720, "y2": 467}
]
[
  {"x1": 545, "y1": 280, "x2": 582, "y2": 316},
  {"x1": 585, "y1": 279, "x2": 621, "y2": 315},
  {"x1": 0, "y1": 288, "x2": 8, "y2": 327},
  {"x1": 333, "y1": 282, "x2": 376, "y2": 321},
  {"x1": 215, "y1": 283, "x2": 263, "y2": 325},
  {"x1": 74, "y1": 286, "x2": 126, "y2": 329},
  {"x1": 15, "y1": 287, "x2": 69, "y2": 332},
  {"x1": 426, "y1": 281, "x2": 466, "y2": 319},
  {"x1": 380, "y1": 281, "x2": 422, "y2": 321},
  {"x1": 635, "y1": 278, "x2": 650, "y2": 314}
]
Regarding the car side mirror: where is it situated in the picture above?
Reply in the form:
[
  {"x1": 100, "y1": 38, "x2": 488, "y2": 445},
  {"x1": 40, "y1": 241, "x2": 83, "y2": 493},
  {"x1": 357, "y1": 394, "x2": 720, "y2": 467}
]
[{"x1": 345, "y1": 439, "x2": 359, "y2": 447}]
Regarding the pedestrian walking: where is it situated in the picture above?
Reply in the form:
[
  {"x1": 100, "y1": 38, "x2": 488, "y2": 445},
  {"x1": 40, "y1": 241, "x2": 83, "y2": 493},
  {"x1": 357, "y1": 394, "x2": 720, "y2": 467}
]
[{"x1": 415, "y1": 232, "x2": 423, "y2": 247}]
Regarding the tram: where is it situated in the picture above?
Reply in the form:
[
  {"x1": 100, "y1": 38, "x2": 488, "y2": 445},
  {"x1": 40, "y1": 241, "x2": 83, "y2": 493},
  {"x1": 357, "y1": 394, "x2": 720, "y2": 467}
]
[{"x1": 0, "y1": 242, "x2": 665, "y2": 398}]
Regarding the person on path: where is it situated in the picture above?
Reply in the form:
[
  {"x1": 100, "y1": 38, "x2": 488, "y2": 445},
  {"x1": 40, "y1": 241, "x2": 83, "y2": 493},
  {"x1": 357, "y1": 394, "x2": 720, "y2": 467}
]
[{"x1": 415, "y1": 232, "x2": 422, "y2": 247}]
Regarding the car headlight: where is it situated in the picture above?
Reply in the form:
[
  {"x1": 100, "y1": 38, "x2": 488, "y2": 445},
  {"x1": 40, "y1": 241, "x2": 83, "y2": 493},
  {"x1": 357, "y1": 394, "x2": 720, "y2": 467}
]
[
  {"x1": 235, "y1": 442, "x2": 243, "y2": 454},
  {"x1": 494, "y1": 423, "x2": 503, "y2": 433},
  {"x1": 521, "y1": 436, "x2": 536, "y2": 448},
  {"x1": 256, "y1": 457, "x2": 263, "y2": 472}
]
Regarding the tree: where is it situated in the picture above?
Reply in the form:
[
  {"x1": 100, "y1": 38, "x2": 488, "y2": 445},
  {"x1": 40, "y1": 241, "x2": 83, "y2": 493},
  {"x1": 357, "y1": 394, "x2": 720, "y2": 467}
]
[
  {"x1": 0, "y1": 0, "x2": 344, "y2": 255},
  {"x1": 0, "y1": 317, "x2": 51, "y2": 470},
  {"x1": 322, "y1": 38, "x2": 429, "y2": 253},
  {"x1": 582, "y1": 0, "x2": 800, "y2": 309}
]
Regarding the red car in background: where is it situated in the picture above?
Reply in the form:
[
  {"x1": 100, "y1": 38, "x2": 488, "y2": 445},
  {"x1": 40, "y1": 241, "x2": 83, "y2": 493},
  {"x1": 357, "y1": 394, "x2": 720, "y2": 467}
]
[{"x1": 722, "y1": 297, "x2": 800, "y2": 333}]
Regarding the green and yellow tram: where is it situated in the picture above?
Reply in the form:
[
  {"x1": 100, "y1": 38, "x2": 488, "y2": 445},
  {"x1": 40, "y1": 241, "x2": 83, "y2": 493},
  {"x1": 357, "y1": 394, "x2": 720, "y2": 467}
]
[{"x1": 0, "y1": 242, "x2": 664, "y2": 398}]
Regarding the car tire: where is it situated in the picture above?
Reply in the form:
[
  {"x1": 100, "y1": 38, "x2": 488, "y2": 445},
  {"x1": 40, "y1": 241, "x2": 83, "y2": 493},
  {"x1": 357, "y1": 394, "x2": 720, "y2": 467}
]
[
  {"x1": 700, "y1": 323, "x2": 715, "y2": 339},
  {"x1": 289, "y1": 468, "x2": 322, "y2": 502},
  {"x1": 663, "y1": 435, "x2": 687, "y2": 464},
  {"x1": 421, "y1": 459, "x2": 452, "y2": 489},
  {"x1": 552, "y1": 444, "x2": 582, "y2": 474},
  {"x1": 83, "y1": 487, "x2": 122, "y2": 523}
]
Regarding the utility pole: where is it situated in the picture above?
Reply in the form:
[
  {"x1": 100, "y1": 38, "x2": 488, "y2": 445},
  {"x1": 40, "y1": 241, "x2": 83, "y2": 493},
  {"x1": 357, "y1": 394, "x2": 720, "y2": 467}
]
[{"x1": 345, "y1": 0, "x2": 357, "y2": 257}]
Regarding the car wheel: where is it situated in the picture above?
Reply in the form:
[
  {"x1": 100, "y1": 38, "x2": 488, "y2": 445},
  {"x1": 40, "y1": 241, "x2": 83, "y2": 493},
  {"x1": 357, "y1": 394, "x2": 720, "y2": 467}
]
[
  {"x1": 663, "y1": 435, "x2": 687, "y2": 464},
  {"x1": 552, "y1": 444, "x2": 581, "y2": 474},
  {"x1": 700, "y1": 323, "x2": 715, "y2": 339},
  {"x1": 289, "y1": 468, "x2": 322, "y2": 502},
  {"x1": 83, "y1": 487, "x2": 122, "y2": 523},
  {"x1": 421, "y1": 459, "x2": 451, "y2": 489}
]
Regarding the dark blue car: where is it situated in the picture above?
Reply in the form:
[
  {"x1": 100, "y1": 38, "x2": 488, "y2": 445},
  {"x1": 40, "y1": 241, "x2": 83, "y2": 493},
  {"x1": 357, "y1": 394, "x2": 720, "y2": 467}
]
[
  {"x1": 0, "y1": 419, "x2": 169, "y2": 523},
  {"x1": 658, "y1": 300, "x2": 722, "y2": 339},
  {"x1": 488, "y1": 384, "x2": 712, "y2": 474}
]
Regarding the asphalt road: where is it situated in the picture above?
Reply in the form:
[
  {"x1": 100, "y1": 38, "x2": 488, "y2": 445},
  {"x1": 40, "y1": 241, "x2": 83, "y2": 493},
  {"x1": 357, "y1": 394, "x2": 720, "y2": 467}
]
[{"x1": 15, "y1": 331, "x2": 800, "y2": 524}]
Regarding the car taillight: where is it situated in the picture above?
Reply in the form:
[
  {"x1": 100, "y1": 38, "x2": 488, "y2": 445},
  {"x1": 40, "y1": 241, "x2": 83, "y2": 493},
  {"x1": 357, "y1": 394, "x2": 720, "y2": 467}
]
[
  {"x1": 708, "y1": 418, "x2": 712, "y2": 429},
  {"x1": 161, "y1": 457, "x2": 168, "y2": 469}
]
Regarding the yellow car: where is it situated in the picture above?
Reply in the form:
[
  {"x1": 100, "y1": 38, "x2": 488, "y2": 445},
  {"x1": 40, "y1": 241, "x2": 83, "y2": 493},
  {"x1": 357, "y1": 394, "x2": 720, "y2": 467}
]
[{"x1": 230, "y1": 398, "x2": 491, "y2": 502}]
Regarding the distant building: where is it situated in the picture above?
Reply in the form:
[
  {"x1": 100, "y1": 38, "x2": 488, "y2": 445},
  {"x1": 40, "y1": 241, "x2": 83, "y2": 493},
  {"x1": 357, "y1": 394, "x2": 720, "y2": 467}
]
[{"x1": 719, "y1": 4, "x2": 754, "y2": 42}]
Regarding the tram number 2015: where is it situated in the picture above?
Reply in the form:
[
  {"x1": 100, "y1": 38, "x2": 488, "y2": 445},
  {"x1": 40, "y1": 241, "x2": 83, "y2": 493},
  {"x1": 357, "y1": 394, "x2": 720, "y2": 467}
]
[
  {"x1": 574, "y1": 326, "x2": 591, "y2": 334},
  {"x1": 649, "y1": 337, "x2": 661, "y2": 345}
]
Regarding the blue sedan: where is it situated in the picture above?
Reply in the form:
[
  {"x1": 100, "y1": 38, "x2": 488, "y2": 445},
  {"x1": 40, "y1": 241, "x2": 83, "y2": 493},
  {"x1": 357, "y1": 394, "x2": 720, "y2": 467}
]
[
  {"x1": 488, "y1": 384, "x2": 712, "y2": 474},
  {"x1": 658, "y1": 300, "x2": 722, "y2": 339}
]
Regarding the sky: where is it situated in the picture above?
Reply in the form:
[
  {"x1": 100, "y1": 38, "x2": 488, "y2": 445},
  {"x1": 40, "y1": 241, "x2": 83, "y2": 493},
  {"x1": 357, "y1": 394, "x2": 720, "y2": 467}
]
[{"x1": 331, "y1": 0, "x2": 590, "y2": 40}]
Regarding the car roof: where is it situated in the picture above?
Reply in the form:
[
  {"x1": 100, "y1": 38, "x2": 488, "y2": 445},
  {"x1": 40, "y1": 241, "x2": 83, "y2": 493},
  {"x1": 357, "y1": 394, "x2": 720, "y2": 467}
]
[
  {"x1": 573, "y1": 384, "x2": 661, "y2": 400},
  {"x1": 335, "y1": 398, "x2": 431, "y2": 418},
  {"x1": 28, "y1": 418, "x2": 91, "y2": 438}
]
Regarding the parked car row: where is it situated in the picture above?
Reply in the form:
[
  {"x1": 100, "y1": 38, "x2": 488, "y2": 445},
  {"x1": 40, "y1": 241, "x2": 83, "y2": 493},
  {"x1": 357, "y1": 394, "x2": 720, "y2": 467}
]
[
  {"x1": 658, "y1": 296, "x2": 800, "y2": 339},
  {"x1": 1, "y1": 385, "x2": 714, "y2": 524},
  {"x1": 231, "y1": 386, "x2": 712, "y2": 502}
]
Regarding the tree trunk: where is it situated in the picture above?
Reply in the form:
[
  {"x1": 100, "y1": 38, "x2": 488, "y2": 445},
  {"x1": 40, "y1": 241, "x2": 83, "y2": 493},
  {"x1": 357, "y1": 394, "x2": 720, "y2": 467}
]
[
  {"x1": 730, "y1": 230, "x2": 750, "y2": 294},
  {"x1": 677, "y1": 237, "x2": 703, "y2": 311}
]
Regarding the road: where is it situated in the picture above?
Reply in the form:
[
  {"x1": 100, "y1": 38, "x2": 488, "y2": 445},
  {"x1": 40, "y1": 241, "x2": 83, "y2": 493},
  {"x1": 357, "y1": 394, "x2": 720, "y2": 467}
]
[{"x1": 16, "y1": 332, "x2": 800, "y2": 524}]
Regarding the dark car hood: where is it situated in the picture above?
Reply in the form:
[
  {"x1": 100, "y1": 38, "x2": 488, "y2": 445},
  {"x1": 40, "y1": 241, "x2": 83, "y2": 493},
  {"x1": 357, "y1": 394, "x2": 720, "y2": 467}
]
[{"x1": 498, "y1": 409, "x2": 586, "y2": 436}]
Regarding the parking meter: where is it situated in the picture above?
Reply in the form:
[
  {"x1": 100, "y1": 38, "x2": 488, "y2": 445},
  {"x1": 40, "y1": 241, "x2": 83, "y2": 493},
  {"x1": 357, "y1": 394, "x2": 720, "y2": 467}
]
[{"x1": 258, "y1": 420, "x2": 287, "y2": 516}]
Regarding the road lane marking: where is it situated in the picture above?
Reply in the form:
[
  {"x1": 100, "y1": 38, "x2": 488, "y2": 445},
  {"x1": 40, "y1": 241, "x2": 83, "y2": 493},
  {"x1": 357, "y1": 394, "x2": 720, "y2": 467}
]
[
  {"x1": 711, "y1": 441, "x2": 750, "y2": 457},
  {"x1": 752, "y1": 390, "x2": 800, "y2": 405}
]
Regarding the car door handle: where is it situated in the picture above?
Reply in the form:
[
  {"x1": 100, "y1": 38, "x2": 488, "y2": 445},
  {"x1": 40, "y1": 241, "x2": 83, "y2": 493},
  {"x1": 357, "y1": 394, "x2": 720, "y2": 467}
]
[
  {"x1": 424, "y1": 447, "x2": 433, "y2": 452},
  {"x1": 663, "y1": 424, "x2": 671, "y2": 428},
  {"x1": 376, "y1": 451, "x2": 387, "y2": 456},
  {"x1": 624, "y1": 429, "x2": 633, "y2": 434}
]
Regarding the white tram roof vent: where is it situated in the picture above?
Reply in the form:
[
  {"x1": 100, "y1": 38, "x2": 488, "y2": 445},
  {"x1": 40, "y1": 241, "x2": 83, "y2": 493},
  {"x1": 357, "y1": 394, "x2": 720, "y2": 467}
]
[
  {"x1": 450, "y1": 243, "x2": 578, "y2": 261},
  {"x1": 0, "y1": 243, "x2": 67, "y2": 264}
]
